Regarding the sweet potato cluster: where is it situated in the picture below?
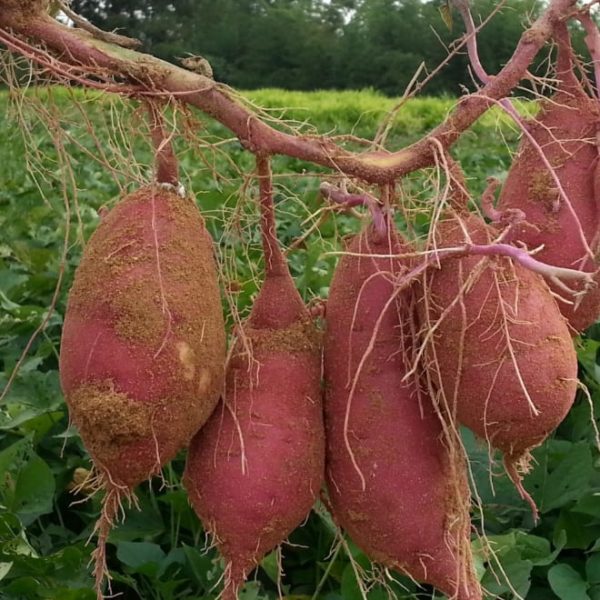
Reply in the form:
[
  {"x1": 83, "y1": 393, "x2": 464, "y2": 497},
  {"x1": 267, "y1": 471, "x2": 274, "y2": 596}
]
[
  {"x1": 59, "y1": 29, "x2": 596, "y2": 600},
  {"x1": 60, "y1": 176, "x2": 585, "y2": 600}
]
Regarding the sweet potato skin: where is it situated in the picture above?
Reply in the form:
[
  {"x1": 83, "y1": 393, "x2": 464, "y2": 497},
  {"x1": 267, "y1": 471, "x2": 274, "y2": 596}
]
[
  {"x1": 497, "y1": 43, "x2": 600, "y2": 331},
  {"x1": 60, "y1": 186, "x2": 226, "y2": 487},
  {"x1": 426, "y1": 213, "x2": 578, "y2": 460},
  {"x1": 183, "y1": 271, "x2": 324, "y2": 594},
  {"x1": 324, "y1": 225, "x2": 479, "y2": 600}
]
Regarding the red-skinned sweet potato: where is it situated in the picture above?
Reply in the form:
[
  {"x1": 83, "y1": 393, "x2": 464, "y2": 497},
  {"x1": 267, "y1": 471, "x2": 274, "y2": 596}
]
[
  {"x1": 60, "y1": 186, "x2": 226, "y2": 487},
  {"x1": 60, "y1": 187, "x2": 225, "y2": 488},
  {"x1": 498, "y1": 24, "x2": 600, "y2": 331},
  {"x1": 183, "y1": 160, "x2": 324, "y2": 599},
  {"x1": 424, "y1": 211, "x2": 578, "y2": 511},
  {"x1": 60, "y1": 184, "x2": 226, "y2": 596},
  {"x1": 324, "y1": 220, "x2": 480, "y2": 600}
]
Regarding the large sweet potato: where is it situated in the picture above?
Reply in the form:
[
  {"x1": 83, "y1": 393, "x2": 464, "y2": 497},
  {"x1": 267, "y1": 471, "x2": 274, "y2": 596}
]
[
  {"x1": 60, "y1": 185, "x2": 226, "y2": 489},
  {"x1": 424, "y1": 211, "x2": 578, "y2": 510},
  {"x1": 325, "y1": 220, "x2": 480, "y2": 600}
]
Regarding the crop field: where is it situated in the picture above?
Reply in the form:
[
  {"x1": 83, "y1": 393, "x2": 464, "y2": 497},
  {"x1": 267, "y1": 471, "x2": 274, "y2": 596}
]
[{"x1": 0, "y1": 88, "x2": 599, "y2": 600}]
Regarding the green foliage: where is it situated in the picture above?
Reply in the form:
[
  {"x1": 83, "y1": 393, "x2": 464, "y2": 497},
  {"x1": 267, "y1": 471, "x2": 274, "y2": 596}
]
[
  {"x1": 67, "y1": 0, "x2": 551, "y2": 96},
  {"x1": 0, "y1": 87, "x2": 598, "y2": 600}
]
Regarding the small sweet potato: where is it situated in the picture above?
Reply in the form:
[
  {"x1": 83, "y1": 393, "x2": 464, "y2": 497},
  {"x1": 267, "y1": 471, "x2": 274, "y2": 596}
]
[{"x1": 183, "y1": 165, "x2": 324, "y2": 599}]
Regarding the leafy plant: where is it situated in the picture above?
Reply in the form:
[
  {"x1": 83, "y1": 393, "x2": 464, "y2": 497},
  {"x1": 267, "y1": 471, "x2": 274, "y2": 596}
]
[{"x1": 1, "y1": 1, "x2": 600, "y2": 599}]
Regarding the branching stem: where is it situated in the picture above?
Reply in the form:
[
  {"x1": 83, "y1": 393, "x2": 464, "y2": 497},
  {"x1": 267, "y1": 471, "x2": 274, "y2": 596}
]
[
  {"x1": 457, "y1": 3, "x2": 595, "y2": 260},
  {"x1": 256, "y1": 155, "x2": 285, "y2": 276},
  {"x1": 147, "y1": 100, "x2": 179, "y2": 186},
  {"x1": 0, "y1": 0, "x2": 579, "y2": 184},
  {"x1": 57, "y1": 1, "x2": 141, "y2": 49}
]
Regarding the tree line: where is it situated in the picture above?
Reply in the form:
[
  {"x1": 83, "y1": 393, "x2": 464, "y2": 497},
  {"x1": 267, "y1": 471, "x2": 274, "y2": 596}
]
[{"x1": 69, "y1": 0, "x2": 568, "y2": 95}]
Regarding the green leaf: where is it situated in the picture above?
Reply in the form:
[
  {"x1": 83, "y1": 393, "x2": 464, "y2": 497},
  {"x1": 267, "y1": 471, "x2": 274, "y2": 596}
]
[
  {"x1": 472, "y1": 545, "x2": 486, "y2": 581},
  {"x1": 461, "y1": 427, "x2": 522, "y2": 508},
  {"x1": 4, "y1": 576, "x2": 42, "y2": 595},
  {"x1": 0, "y1": 437, "x2": 31, "y2": 483},
  {"x1": 553, "y1": 511, "x2": 600, "y2": 550},
  {"x1": 529, "y1": 441, "x2": 593, "y2": 513},
  {"x1": 110, "y1": 493, "x2": 165, "y2": 542},
  {"x1": 0, "y1": 515, "x2": 37, "y2": 558},
  {"x1": 157, "y1": 489, "x2": 201, "y2": 533},
  {"x1": 340, "y1": 562, "x2": 365, "y2": 600},
  {"x1": 515, "y1": 532, "x2": 557, "y2": 566},
  {"x1": 0, "y1": 408, "x2": 63, "y2": 431},
  {"x1": 116, "y1": 541, "x2": 165, "y2": 577},
  {"x1": 157, "y1": 548, "x2": 185, "y2": 578},
  {"x1": 481, "y1": 548, "x2": 532, "y2": 598},
  {"x1": 573, "y1": 494, "x2": 600, "y2": 517},
  {"x1": 587, "y1": 554, "x2": 600, "y2": 586},
  {"x1": 39, "y1": 590, "x2": 95, "y2": 600},
  {"x1": 548, "y1": 564, "x2": 590, "y2": 600},
  {"x1": 0, "y1": 290, "x2": 22, "y2": 311},
  {"x1": 181, "y1": 544, "x2": 216, "y2": 589},
  {"x1": 477, "y1": 532, "x2": 516, "y2": 555},
  {"x1": 0, "y1": 562, "x2": 13, "y2": 581},
  {"x1": 260, "y1": 550, "x2": 279, "y2": 584},
  {"x1": 10, "y1": 454, "x2": 55, "y2": 525},
  {"x1": 313, "y1": 501, "x2": 338, "y2": 536},
  {"x1": 238, "y1": 581, "x2": 261, "y2": 600},
  {"x1": 554, "y1": 529, "x2": 568, "y2": 551}
]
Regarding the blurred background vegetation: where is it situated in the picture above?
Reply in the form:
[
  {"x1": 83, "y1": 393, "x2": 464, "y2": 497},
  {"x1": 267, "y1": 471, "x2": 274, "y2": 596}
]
[{"x1": 67, "y1": 0, "x2": 581, "y2": 96}]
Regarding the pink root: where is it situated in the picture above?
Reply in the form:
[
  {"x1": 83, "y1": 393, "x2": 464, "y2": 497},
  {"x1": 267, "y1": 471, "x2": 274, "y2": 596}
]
[
  {"x1": 480, "y1": 177, "x2": 525, "y2": 228},
  {"x1": 454, "y1": 0, "x2": 491, "y2": 85},
  {"x1": 466, "y1": 242, "x2": 595, "y2": 292},
  {"x1": 504, "y1": 457, "x2": 539, "y2": 522},
  {"x1": 147, "y1": 100, "x2": 180, "y2": 187},
  {"x1": 221, "y1": 561, "x2": 246, "y2": 600},
  {"x1": 92, "y1": 488, "x2": 123, "y2": 600},
  {"x1": 320, "y1": 181, "x2": 386, "y2": 238},
  {"x1": 257, "y1": 155, "x2": 287, "y2": 276}
]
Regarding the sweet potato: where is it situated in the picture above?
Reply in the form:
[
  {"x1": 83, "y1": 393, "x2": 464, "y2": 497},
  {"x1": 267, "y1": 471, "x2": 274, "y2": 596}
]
[
  {"x1": 60, "y1": 186, "x2": 225, "y2": 489},
  {"x1": 424, "y1": 211, "x2": 578, "y2": 511},
  {"x1": 324, "y1": 221, "x2": 480, "y2": 600},
  {"x1": 497, "y1": 24, "x2": 600, "y2": 331},
  {"x1": 60, "y1": 185, "x2": 225, "y2": 487},
  {"x1": 183, "y1": 161, "x2": 324, "y2": 599}
]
